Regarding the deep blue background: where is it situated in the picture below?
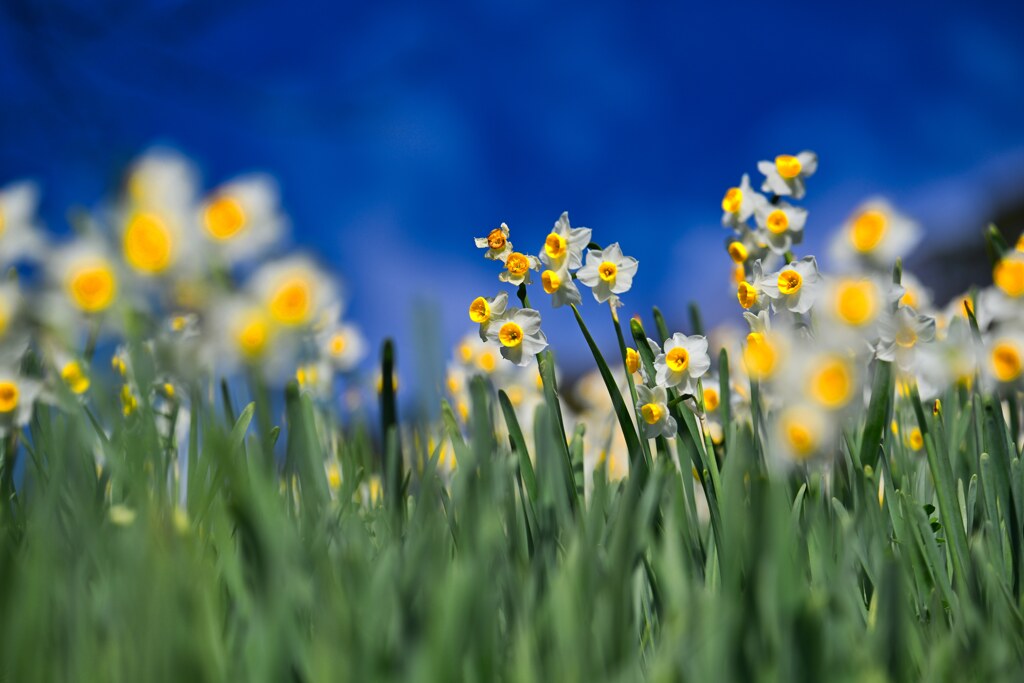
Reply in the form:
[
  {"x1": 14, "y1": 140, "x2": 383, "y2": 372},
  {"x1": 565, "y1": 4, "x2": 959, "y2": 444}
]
[{"x1": 2, "y1": 0, "x2": 1024, "y2": 375}]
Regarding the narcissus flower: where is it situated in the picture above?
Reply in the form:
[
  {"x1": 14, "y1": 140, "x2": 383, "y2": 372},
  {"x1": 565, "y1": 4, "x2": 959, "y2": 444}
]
[
  {"x1": 541, "y1": 212, "x2": 592, "y2": 270},
  {"x1": 200, "y1": 174, "x2": 286, "y2": 263},
  {"x1": 576, "y1": 243, "x2": 639, "y2": 303},
  {"x1": 498, "y1": 251, "x2": 540, "y2": 287},
  {"x1": 636, "y1": 385, "x2": 677, "y2": 439},
  {"x1": 485, "y1": 308, "x2": 548, "y2": 366},
  {"x1": 250, "y1": 256, "x2": 337, "y2": 328},
  {"x1": 758, "y1": 152, "x2": 817, "y2": 199},
  {"x1": 475, "y1": 223, "x2": 512, "y2": 260},
  {"x1": 539, "y1": 264, "x2": 582, "y2": 309},
  {"x1": 0, "y1": 366, "x2": 42, "y2": 436},
  {"x1": 830, "y1": 199, "x2": 920, "y2": 270},
  {"x1": 49, "y1": 240, "x2": 120, "y2": 315},
  {"x1": 761, "y1": 256, "x2": 821, "y2": 314},
  {"x1": 468, "y1": 291, "x2": 509, "y2": 340},
  {"x1": 986, "y1": 332, "x2": 1024, "y2": 386},
  {"x1": 876, "y1": 307, "x2": 936, "y2": 370},
  {"x1": 319, "y1": 322, "x2": 367, "y2": 372},
  {"x1": 736, "y1": 260, "x2": 772, "y2": 313},
  {"x1": 772, "y1": 402, "x2": 831, "y2": 465},
  {"x1": 753, "y1": 198, "x2": 807, "y2": 255},
  {"x1": 721, "y1": 174, "x2": 759, "y2": 229},
  {"x1": 654, "y1": 333, "x2": 711, "y2": 395},
  {"x1": 993, "y1": 252, "x2": 1024, "y2": 299}
]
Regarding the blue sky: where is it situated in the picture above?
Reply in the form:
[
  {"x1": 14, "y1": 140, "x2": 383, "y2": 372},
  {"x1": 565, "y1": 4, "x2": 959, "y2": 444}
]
[{"x1": 1, "y1": 0, "x2": 1023, "y2": 374}]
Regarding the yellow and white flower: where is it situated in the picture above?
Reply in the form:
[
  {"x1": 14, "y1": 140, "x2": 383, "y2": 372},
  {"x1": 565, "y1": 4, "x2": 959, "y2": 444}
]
[
  {"x1": 474, "y1": 223, "x2": 512, "y2": 260},
  {"x1": 721, "y1": 174, "x2": 760, "y2": 230},
  {"x1": 0, "y1": 366, "x2": 42, "y2": 436},
  {"x1": 485, "y1": 308, "x2": 548, "y2": 367},
  {"x1": 654, "y1": 333, "x2": 711, "y2": 395},
  {"x1": 770, "y1": 401, "x2": 832, "y2": 466},
  {"x1": 541, "y1": 211, "x2": 592, "y2": 270},
  {"x1": 468, "y1": 291, "x2": 509, "y2": 340},
  {"x1": 761, "y1": 256, "x2": 821, "y2": 314},
  {"x1": 0, "y1": 182, "x2": 46, "y2": 265},
  {"x1": 636, "y1": 384, "x2": 677, "y2": 440},
  {"x1": 318, "y1": 322, "x2": 367, "y2": 372},
  {"x1": 736, "y1": 260, "x2": 773, "y2": 313},
  {"x1": 875, "y1": 306, "x2": 936, "y2": 370},
  {"x1": 984, "y1": 330, "x2": 1024, "y2": 387},
  {"x1": 788, "y1": 343, "x2": 861, "y2": 412},
  {"x1": 758, "y1": 152, "x2": 817, "y2": 199},
  {"x1": 576, "y1": 243, "x2": 639, "y2": 304},
  {"x1": 725, "y1": 225, "x2": 770, "y2": 268},
  {"x1": 498, "y1": 251, "x2": 540, "y2": 287},
  {"x1": 47, "y1": 239, "x2": 122, "y2": 321},
  {"x1": 539, "y1": 263, "x2": 582, "y2": 309},
  {"x1": 829, "y1": 198, "x2": 919, "y2": 270},
  {"x1": 753, "y1": 198, "x2": 807, "y2": 255},
  {"x1": 249, "y1": 255, "x2": 338, "y2": 329},
  {"x1": 200, "y1": 174, "x2": 286, "y2": 263}
]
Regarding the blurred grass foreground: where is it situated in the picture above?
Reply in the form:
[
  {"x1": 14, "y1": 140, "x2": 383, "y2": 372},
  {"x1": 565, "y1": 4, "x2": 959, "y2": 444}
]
[{"x1": 1, "y1": 149, "x2": 1024, "y2": 681}]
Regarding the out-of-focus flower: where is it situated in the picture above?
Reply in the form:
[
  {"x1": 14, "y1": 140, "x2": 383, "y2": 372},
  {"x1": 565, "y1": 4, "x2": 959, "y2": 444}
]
[
  {"x1": 475, "y1": 223, "x2": 512, "y2": 260},
  {"x1": 48, "y1": 239, "x2": 122, "y2": 324},
  {"x1": 576, "y1": 243, "x2": 639, "y2": 304},
  {"x1": 636, "y1": 384, "x2": 677, "y2": 439},
  {"x1": 726, "y1": 226, "x2": 770, "y2": 268},
  {"x1": 250, "y1": 256, "x2": 338, "y2": 329},
  {"x1": 721, "y1": 174, "x2": 759, "y2": 230},
  {"x1": 829, "y1": 199, "x2": 919, "y2": 270},
  {"x1": 985, "y1": 330, "x2": 1024, "y2": 387},
  {"x1": 468, "y1": 292, "x2": 509, "y2": 340},
  {"x1": 758, "y1": 152, "x2": 817, "y2": 199},
  {"x1": 761, "y1": 257, "x2": 821, "y2": 315},
  {"x1": 540, "y1": 263, "x2": 582, "y2": 309},
  {"x1": 541, "y1": 212, "x2": 591, "y2": 270},
  {"x1": 200, "y1": 174, "x2": 286, "y2": 264},
  {"x1": 876, "y1": 307, "x2": 936, "y2": 370},
  {"x1": 318, "y1": 322, "x2": 367, "y2": 372},
  {"x1": 654, "y1": 333, "x2": 711, "y2": 395},
  {"x1": 0, "y1": 182, "x2": 46, "y2": 265},
  {"x1": 0, "y1": 366, "x2": 42, "y2": 436},
  {"x1": 486, "y1": 308, "x2": 548, "y2": 366},
  {"x1": 771, "y1": 402, "x2": 831, "y2": 466},
  {"x1": 753, "y1": 198, "x2": 807, "y2": 255}
]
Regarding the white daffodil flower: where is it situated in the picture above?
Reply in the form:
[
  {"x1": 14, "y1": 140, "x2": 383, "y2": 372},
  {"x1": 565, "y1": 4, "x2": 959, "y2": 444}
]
[
  {"x1": 474, "y1": 223, "x2": 512, "y2": 260},
  {"x1": 636, "y1": 384, "x2": 677, "y2": 440},
  {"x1": 897, "y1": 272, "x2": 933, "y2": 313},
  {"x1": 720, "y1": 174, "x2": 759, "y2": 230},
  {"x1": 576, "y1": 243, "x2": 639, "y2": 304},
  {"x1": 736, "y1": 260, "x2": 774, "y2": 313},
  {"x1": 725, "y1": 225, "x2": 771, "y2": 269},
  {"x1": 787, "y1": 343, "x2": 862, "y2": 412},
  {"x1": 761, "y1": 256, "x2": 821, "y2": 315},
  {"x1": 498, "y1": 251, "x2": 541, "y2": 287},
  {"x1": 486, "y1": 307, "x2": 548, "y2": 367},
  {"x1": 752, "y1": 197, "x2": 808, "y2": 255},
  {"x1": 200, "y1": 174, "x2": 286, "y2": 264},
  {"x1": 829, "y1": 198, "x2": 920, "y2": 271},
  {"x1": 0, "y1": 182, "x2": 46, "y2": 266},
  {"x1": 468, "y1": 291, "x2": 509, "y2": 340},
  {"x1": 771, "y1": 401, "x2": 832, "y2": 467},
  {"x1": 985, "y1": 329, "x2": 1024, "y2": 388},
  {"x1": 875, "y1": 306, "x2": 936, "y2": 370},
  {"x1": 758, "y1": 152, "x2": 817, "y2": 199},
  {"x1": 249, "y1": 255, "x2": 339, "y2": 329},
  {"x1": 0, "y1": 365, "x2": 42, "y2": 437},
  {"x1": 541, "y1": 212, "x2": 592, "y2": 270},
  {"x1": 540, "y1": 263, "x2": 582, "y2": 309},
  {"x1": 319, "y1": 322, "x2": 367, "y2": 372},
  {"x1": 654, "y1": 333, "x2": 711, "y2": 395}
]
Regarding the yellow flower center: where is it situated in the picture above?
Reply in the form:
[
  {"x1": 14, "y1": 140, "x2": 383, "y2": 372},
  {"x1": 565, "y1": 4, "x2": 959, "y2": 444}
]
[
  {"x1": 727, "y1": 241, "x2": 748, "y2": 263},
  {"x1": 544, "y1": 233, "x2": 567, "y2": 260},
  {"x1": 641, "y1": 402, "x2": 664, "y2": 425},
  {"x1": 505, "y1": 253, "x2": 530, "y2": 277},
  {"x1": 458, "y1": 343, "x2": 473, "y2": 364},
  {"x1": 329, "y1": 333, "x2": 347, "y2": 357},
  {"x1": 777, "y1": 269, "x2": 802, "y2": 295},
  {"x1": 541, "y1": 270, "x2": 562, "y2": 294},
  {"x1": 906, "y1": 428, "x2": 924, "y2": 452},
  {"x1": 296, "y1": 364, "x2": 319, "y2": 388},
  {"x1": 61, "y1": 361, "x2": 90, "y2": 395},
  {"x1": 203, "y1": 196, "x2": 247, "y2": 241},
  {"x1": 994, "y1": 258, "x2": 1024, "y2": 298},
  {"x1": 775, "y1": 155, "x2": 802, "y2": 180},
  {"x1": 326, "y1": 462, "x2": 342, "y2": 491},
  {"x1": 834, "y1": 280, "x2": 877, "y2": 326},
  {"x1": 900, "y1": 288, "x2": 918, "y2": 308},
  {"x1": 598, "y1": 261, "x2": 617, "y2": 283},
  {"x1": 477, "y1": 350, "x2": 497, "y2": 372},
  {"x1": 666, "y1": 347, "x2": 689, "y2": 373},
  {"x1": 123, "y1": 212, "x2": 174, "y2": 274},
  {"x1": 121, "y1": 385, "x2": 137, "y2": 416},
  {"x1": 626, "y1": 348, "x2": 640, "y2": 374},
  {"x1": 269, "y1": 277, "x2": 312, "y2": 326},
  {"x1": 737, "y1": 281, "x2": 758, "y2": 309},
  {"x1": 469, "y1": 297, "x2": 490, "y2": 323},
  {"x1": 236, "y1": 315, "x2": 270, "y2": 357},
  {"x1": 895, "y1": 325, "x2": 917, "y2": 348},
  {"x1": 486, "y1": 228, "x2": 506, "y2": 251},
  {"x1": 766, "y1": 210, "x2": 789, "y2": 234},
  {"x1": 809, "y1": 357, "x2": 852, "y2": 408},
  {"x1": 781, "y1": 415, "x2": 817, "y2": 460},
  {"x1": 850, "y1": 210, "x2": 888, "y2": 253},
  {"x1": 721, "y1": 187, "x2": 743, "y2": 214},
  {"x1": 67, "y1": 264, "x2": 117, "y2": 313},
  {"x1": 703, "y1": 387, "x2": 720, "y2": 412},
  {"x1": 744, "y1": 332, "x2": 778, "y2": 379},
  {"x1": 991, "y1": 342, "x2": 1022, "y2": 383},
  {"x1": 0, "y1": 381, "x2": 18, "y2": 413},
  {"x1": 498, "y1": 321, "x2": 524, "y2": 348}
]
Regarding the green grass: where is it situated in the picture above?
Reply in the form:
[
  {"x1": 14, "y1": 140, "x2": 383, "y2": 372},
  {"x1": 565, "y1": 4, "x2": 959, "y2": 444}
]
[{"x1": 1, "y1": 313, "x2": 1023, "y2": 683}]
